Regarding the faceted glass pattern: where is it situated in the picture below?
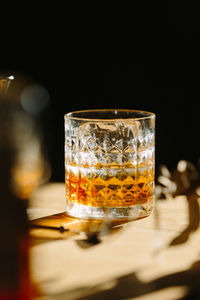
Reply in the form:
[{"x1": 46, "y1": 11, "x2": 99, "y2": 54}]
[{"x1": 65, "y1": 110, "x2": 155, "y2": 220}]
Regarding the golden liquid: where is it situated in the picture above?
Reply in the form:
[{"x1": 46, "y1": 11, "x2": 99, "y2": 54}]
[{"x1": 65, "y1": 163, "x2": 154, "y2": 208}]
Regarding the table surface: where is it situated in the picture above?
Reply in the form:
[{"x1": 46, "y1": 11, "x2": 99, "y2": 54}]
[{"x1": 29, "y1": 182, "x2": 200, "y2": 300}]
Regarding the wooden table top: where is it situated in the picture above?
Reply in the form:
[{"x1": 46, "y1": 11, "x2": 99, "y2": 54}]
[{"x1": 29, "y1": 182, "x2": 200, "y2": 300}]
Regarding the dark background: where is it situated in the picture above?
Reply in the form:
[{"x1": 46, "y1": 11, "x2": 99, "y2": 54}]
[{"x1": 1, "y1": 2, "x2": 200, "y2": 181}]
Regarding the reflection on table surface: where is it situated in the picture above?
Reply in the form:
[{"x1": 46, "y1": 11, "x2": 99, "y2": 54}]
[{"x1": 29, "y1": 182, "x2": 200, "y2": 300}]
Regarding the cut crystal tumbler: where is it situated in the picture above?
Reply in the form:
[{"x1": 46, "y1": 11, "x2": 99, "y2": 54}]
[{"x1": 65, "y1": 109, "x2": 155, "y2": 220}]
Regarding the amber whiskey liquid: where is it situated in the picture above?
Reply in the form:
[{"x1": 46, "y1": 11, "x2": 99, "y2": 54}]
[{"x1": 65, "y1": 162, "x2": 154, "y2": 219}]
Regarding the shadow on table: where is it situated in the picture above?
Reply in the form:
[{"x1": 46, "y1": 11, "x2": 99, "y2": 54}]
[
  {"x1": 156, "y1": 161, "x2": 200, "y2": 247},
  {"x1": 48, "y1": 260, "x2": 200, "y2": 300},
  {"x1": 169, "y1": 192, "x2": 200, "y2": 247},
  {"x1": 29, "y1": 213, "x2": 132, "y2": 248},
  {"x1": 30, "y1": 192, "x2": 200, "y2": 248}
]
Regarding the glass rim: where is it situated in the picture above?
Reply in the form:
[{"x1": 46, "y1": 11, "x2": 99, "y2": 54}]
[
  {"x1": 0, "y1": 75, "x2": 14, "y2": 80},
  {"x1": 64, "y1": 109, "x2": 155, "y2": 122}
]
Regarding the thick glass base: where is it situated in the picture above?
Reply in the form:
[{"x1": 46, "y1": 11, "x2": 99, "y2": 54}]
[{"x1": 66, "y1": 200, "x2": 153, "y2": 220}]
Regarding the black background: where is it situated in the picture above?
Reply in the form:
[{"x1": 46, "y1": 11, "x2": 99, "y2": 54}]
[{"x1": 1, "y1": 2, "x2": 200, "y2": 181}]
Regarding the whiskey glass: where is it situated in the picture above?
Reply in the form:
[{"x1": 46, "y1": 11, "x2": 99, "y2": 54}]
[{"x1": 64, "y1": 109, "x2": 155, "y2": 220}]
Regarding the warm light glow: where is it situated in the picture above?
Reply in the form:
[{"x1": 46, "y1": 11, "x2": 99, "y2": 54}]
[{"x1": 177, "y1": 160, "x2": 187, "y2": 172}]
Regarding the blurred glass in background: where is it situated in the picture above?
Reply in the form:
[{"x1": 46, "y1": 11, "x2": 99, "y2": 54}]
[
  {"x1": 0, "y1": 74, "x2": 51, "y2": 299},
  {"x1": 11, "y1": 82, "x2": 51, "y2": 199}
]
